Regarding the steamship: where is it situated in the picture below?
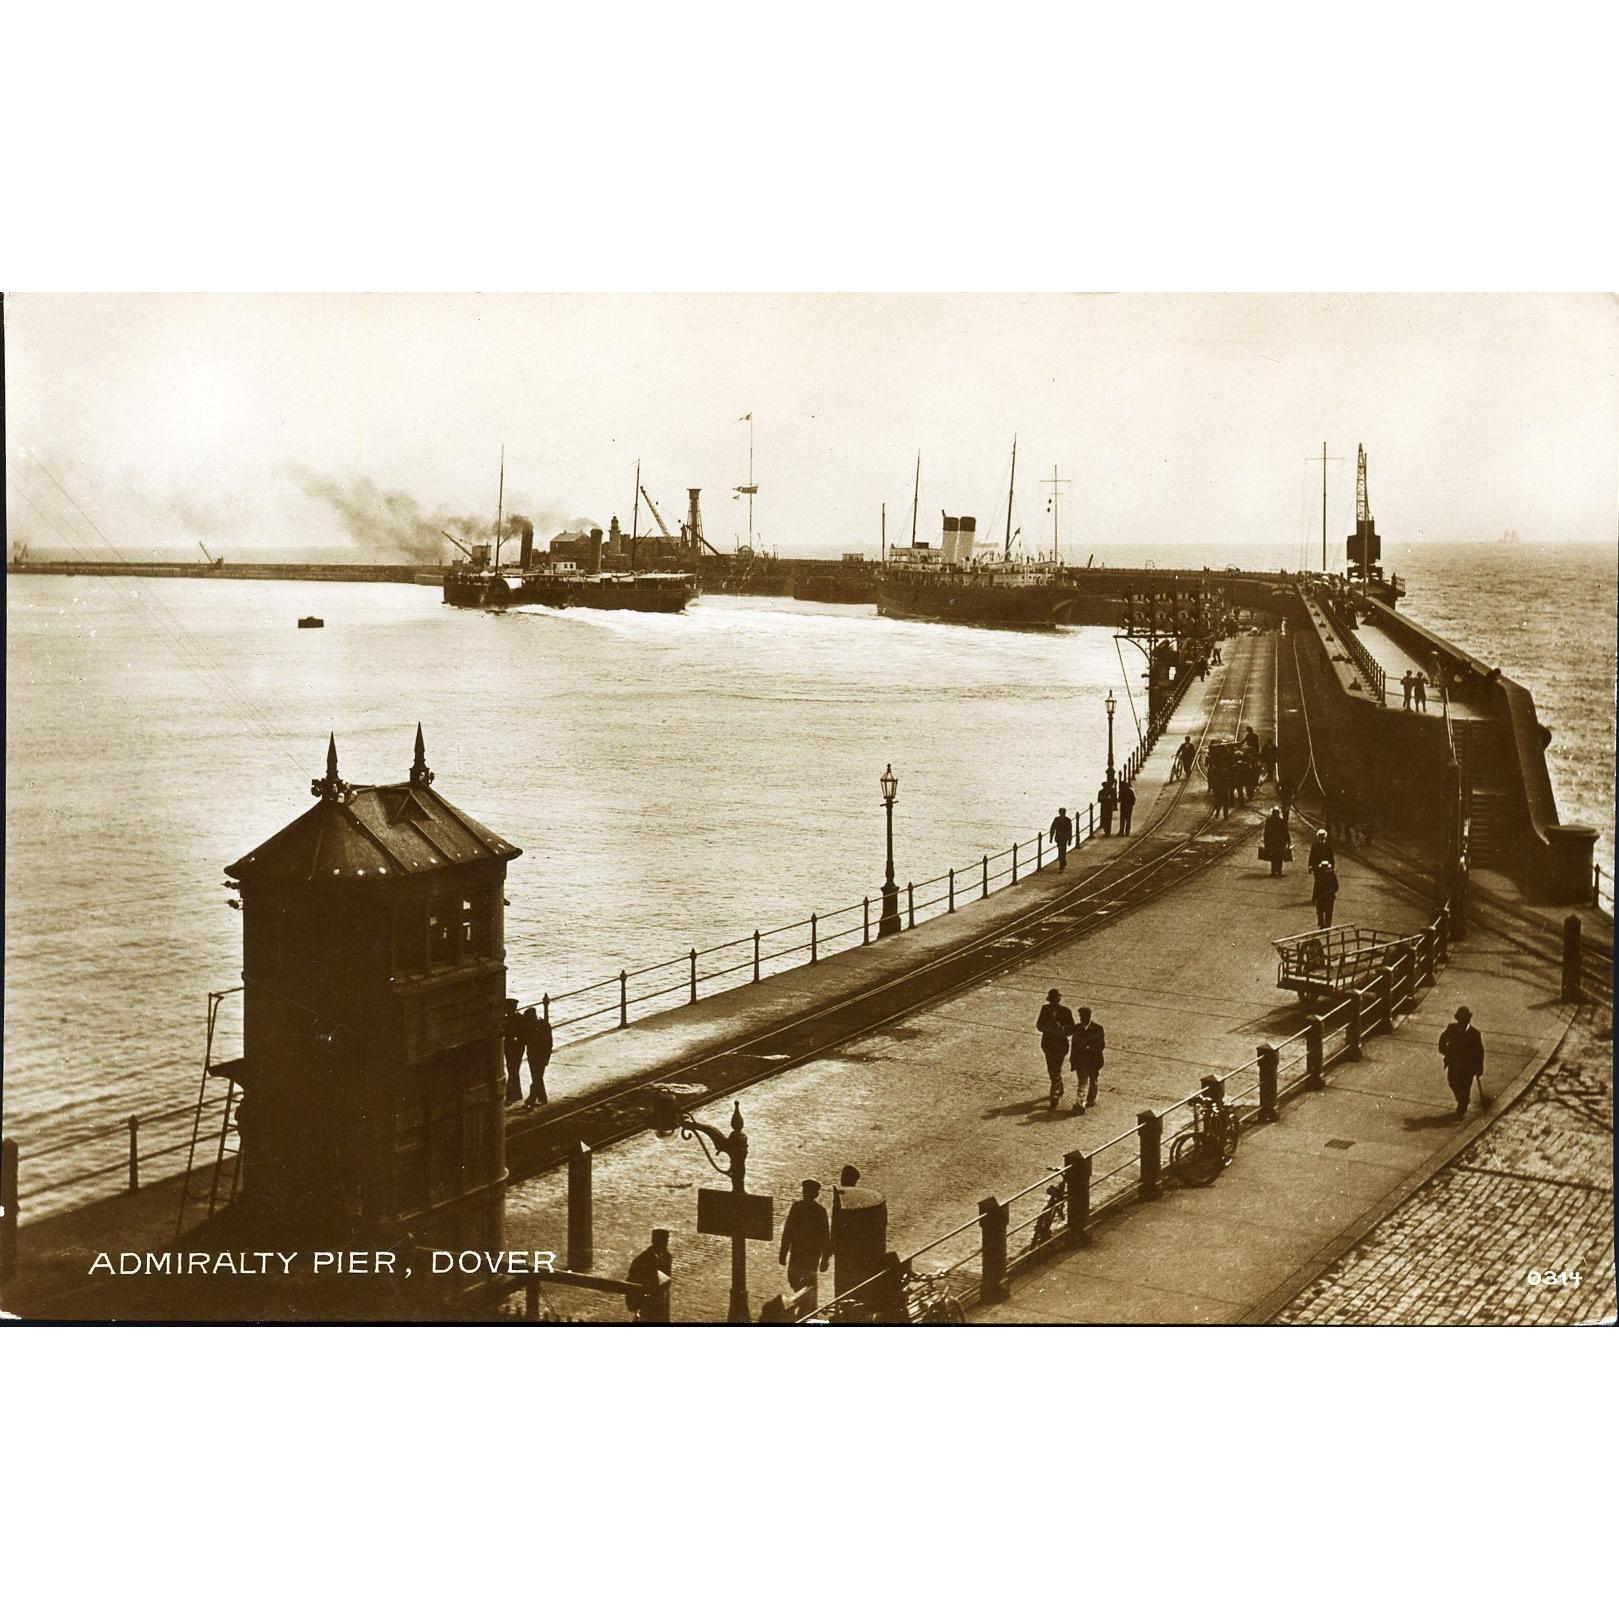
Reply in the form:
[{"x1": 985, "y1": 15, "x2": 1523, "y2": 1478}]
[{"x1": 874, "y1": 439, "x2": 1085, "y2": 630}]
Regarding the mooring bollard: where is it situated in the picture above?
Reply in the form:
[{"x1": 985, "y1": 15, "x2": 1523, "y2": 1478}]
[
  {"x1": 1064, "y1": 1151, "x2": 1091, "y2": 1248},
  {"x1": 619, "y1": 970, "x2": 628, "y2": 1028},
  {"x1": 542, "y1": 992, "x2": 550, "y2": 1021},
  {"x1": 1562, "y1": 915, "x2": 1582, "y2": 1002},
  {"x1": 567, "y1": 1141, "x2": 593, "y2": 1272},
  {"x1": 978, "y1": 1195, "x2": 1009, "y2": 1303},
  {"x1": 863, "y1": 897, "x2": 870, "y2": 946},
  {"x1": 689, "y1": 948, "x2": 698, "y2": 1004},
  {"x1": 752, "y1": 930, "x2": 761, "y2": 982},
  {"x1": 1137, "y1": 1111, "x2": 1162, "y2": 1201},
  {"x1": 127, "y1": 1115, "x2": 140, "y2": 1193},
  {"x1": 1305, "y1": 1017, "x2": 1325, "y2": 1090},
  {"x1": 0, "y1": 1138, "x2": 17, "y2": 1282},
  {"x1": 810, "y1": 913, "x2": 818, "y2": 964},
  {"x1": 907, "y1": 882, "x2": 915, "y2": 929},
  {"x1": 948, "y1": 868, "x2": 955, "y2": 914},
  {"x1": 1346, "y1": 989, "x2": 1365, "y2": 1060},
  {"x1": 1257, "y1": 1042, "x2": 1279, "y2": 1121}
]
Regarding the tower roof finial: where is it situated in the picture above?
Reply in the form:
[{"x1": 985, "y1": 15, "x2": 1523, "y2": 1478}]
[
  {"x1": 410, "y1": 722, "x2": 434, "y2": 788},
  {"x1": 312, "y1": 732, "x2": 347, "y2": 802}
]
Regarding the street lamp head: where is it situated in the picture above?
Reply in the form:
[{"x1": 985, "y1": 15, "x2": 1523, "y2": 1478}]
[
  {"x1": 650, "y1": 1089, "x2": 679, "y2": 1138},
  {"x1": 1105, "y1": 689, "x2": 1117, "y2": 718},
  {"x1": 879, "y1": 763, "x2": 898, "y2": 805}
]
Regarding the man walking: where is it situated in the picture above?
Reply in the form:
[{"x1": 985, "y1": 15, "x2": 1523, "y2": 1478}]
[
  {"x1": 1413, "y1": 671, "x2": 1428, "y2": 712},
  {"x1": 1312, "y1": 858, "x2": 1339, "y2": 929},
  {"x1": 1069, "y1": 1006, "x2": 1106, "y2": 1113},
  {"x1": 1098, "y1": 779, "x2": 1117, "y2": 836},
  {"x1": 779, "y1": 1179, "x2": 832, "y2": 1297},
  {"x1": 521, "y1": 1006, "x2": 553, "y2": 1109},
  {"x1": 1259, "y1": 735, "x2": 1278, "y2": 782},
  {"x1": 1438, "y1": 1007, "x2": 1485, "y2": 1118},
  {"x1": 1036, "y1": 988, "x2": 1076, "y2": 1110},
  {"x1": 1117, "y1": 780, "x2": 1136, "y2": 836},
  {"x1": 626, "y1": 1229, "x2": 674, "y2": 1322},
  {"x1": 1049, "y1": 805, "x2": 1073, "y2": 871},
  {"x1": 1401, "y1": 670, "x2": 1414, "y2": 710}
]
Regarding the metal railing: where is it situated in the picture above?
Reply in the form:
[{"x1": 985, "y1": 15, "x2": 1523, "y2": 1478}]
[
  {"x1": 800, "y1": 900, "x2": 1455, "y2": 1322},
  {"x1": 1312, "y1": 590, "x2": 1387, "y2": 705},
  {"x1": 1596, "y1": 862, "x2": 1613, "y2": 917}
]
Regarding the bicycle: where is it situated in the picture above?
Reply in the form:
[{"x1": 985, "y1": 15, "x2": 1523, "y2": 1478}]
[
  {"x1": 1030, "y1": 1174, "x2": 1066, "y2": 1247},
  {"x1": 1168, "y1": 1092, "x2": 1240, "y2": 1187},
  {"x1": 902, "y1": 1266, "x2": 966, "y2": 1325}
]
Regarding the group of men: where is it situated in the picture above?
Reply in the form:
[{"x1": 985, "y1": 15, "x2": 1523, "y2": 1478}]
[
  {"x1": 1400, "y1": 669, "x2": 1430, "y2": 711},
  {"x1": 1046, "y1": 779, "x2": 1136, "y2": 871},
  {"x1": 1035, "y1": 989, "x2": 1106, "y2": 1112}
]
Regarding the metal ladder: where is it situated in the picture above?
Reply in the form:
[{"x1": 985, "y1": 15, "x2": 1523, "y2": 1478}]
[{"x1": 173, "y1": 987, "x2": 246, "y2": 1247}]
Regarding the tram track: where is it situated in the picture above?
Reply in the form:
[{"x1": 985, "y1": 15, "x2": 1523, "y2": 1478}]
[{"x1": 505, "y1": 636, "x2": 1270, "y2": 1181}]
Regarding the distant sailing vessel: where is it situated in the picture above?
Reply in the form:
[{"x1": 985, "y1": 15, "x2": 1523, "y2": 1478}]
[
  {"x1": 442, "y1": 450, "x2": 698, "y2": 614},
  {"x1": 875, "y1": 439, "x2": 1082, "y2": 629},
  {"x1": 1497, "y1": 528, "x2": 1523, "y2": 545}
]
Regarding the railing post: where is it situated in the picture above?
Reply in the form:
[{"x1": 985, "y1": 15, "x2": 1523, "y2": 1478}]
[
  {"x1": 1418, "y1": 927, "x2": 1436, "y2": 987},
  {"x1": 810, "y1": 913, "x2": 818, "y2": 965},
  {"x1": 1305, "y1": 1017, "x2": 1325, "y2": 1090},
  {"x1": 1371, "y1": 968, "x2": 1392, "y2": 1035},
  {"x1": 1397, "y1": 948, "x2": 1416, "y2": 1016},
  {"x1": 982, "y1": 854, "x2": 989, "y2": 899},
  {"x1": 1562, "y1": 914, "x2": 1582, "y2": 1002},
  {"x1": 567, "y1": 1141, "x2": 593, "y2": 1271},
  {"x1": 978, "y1": 1195, "x2": 1009, "y2": 1303},
  {"x1": 1137, "y1": 1110, "x2": 1162, "y2": 1201},
  {"x1": 753, "y1": 930, "x2": 761, "y2": 983},
  {"x1": 1, "y1": 1138, "x2": 18, "y2": 1282},
  {"x1": 863, "y1": 897, "x2": 870, "y2": 946},
  {"x1": 948, "y1": 868, "x2": 955, "y2": 914},
  {"x1": 619, "y1": 969, "x2": 628, "y2": 1028},
  {"x1": 1346, "y1": 989, "x2": 1364, "y2": 1060},
  {"x1": 1063, "y1": 1151, "x2": 1091, "y2": 1248},
  {"x1": 906, "y1": 882, "x2": 914, "y2": 929},
  {"x1": 1088, "y1": 803, "x2": 1096, "y2": 839},
  {"x1": 1012, "y1": 842, "x2": 1019, "y2": 884},
  {"x1": 127, "y1": 1115, "x2": 140, "y2": 1193},
  {"x1": 1037, "y1": 831, "x2": 1044, "y2": 870},
  {"x1": 524, "y1": 1276, "x2": 542, "y2": 1321},
  {"x1": 1434, "y1": 909, "x2": 1449, "y2": 965},
  {"x1": 689, "y1": 947, "x2": 698, "y2": 1004},
  {"x1": 1257, "y1": 1042, "x2": 1279, "y2": 1121}
]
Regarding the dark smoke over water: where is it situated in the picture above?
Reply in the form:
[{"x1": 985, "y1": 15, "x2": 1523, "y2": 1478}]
[{"x1": 290, "y1": 469, "x2": 588, "y2": 563}]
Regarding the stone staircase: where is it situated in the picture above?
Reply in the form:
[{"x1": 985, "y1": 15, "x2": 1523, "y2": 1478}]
[{"x1": 1455, "y1": 718, "x2": 1521, "y2": 869}]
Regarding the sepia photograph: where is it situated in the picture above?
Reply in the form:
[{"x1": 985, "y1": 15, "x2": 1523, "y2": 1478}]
[{"x1": 5, "y1": 290, "x2": 1614, "y2": 1328}]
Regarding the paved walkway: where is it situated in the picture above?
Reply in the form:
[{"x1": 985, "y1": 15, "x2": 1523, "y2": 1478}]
[{"x1": 1273, "y1": 1003, "x2": 1614, "y2": 1325}]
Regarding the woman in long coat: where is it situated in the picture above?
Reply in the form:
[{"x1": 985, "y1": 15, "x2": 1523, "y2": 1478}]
[{"x1": 1261, "y1": 807, "x2": 1290, "y2": 876}]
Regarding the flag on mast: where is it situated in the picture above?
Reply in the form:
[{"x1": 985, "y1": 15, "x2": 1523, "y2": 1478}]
[{"x1": 738, "y1": 413, "x2": 751, "y2": 422}]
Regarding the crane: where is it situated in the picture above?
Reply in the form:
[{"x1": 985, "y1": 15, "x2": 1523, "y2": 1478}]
[
  {"x1": 197, "y1": 542, "x2": 224, "y2": 569},
  {"x1": 638, "y1": 486, "x2": 676, "y2": 539},
  {"x1": 440, "y1": 528, "x2": 475, "y2": 560}
]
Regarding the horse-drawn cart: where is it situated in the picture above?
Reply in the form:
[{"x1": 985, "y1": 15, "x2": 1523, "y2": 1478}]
[{"x1": 1273, "y1": 925, "x2": 1425, "y2": 1004}]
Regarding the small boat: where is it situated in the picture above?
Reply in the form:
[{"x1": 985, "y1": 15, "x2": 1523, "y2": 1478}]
[{"x1": 298, "y1": 616, "x2": 324, "y2": 629}]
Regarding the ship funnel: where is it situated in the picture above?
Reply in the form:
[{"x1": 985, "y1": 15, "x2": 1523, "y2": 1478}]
[
  {"x1": 588, "y1": 528, "x2": 605, "y2": 572},
  {"x1": 519, "y1": 521, "x2": 534, "y2": 570},
  {"x1": 959, "y1": 515, "x2": 977, "y2": 562},
  {"x1": 942, "y1": 514, "x2": 961, "y2": 563},
  {"x1": 686, "y1": 489, "x2": 704, "y2": 551}
]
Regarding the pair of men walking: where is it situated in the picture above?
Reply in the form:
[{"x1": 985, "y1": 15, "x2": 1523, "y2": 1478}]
[{"x1": 1036, "y1": 988, "x2": 1105, "y2": 1112}]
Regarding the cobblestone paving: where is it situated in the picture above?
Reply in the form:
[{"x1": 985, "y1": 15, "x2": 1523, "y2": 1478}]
[{"x1": 1278, "y1": 1006, "x2": 1615, "y2": 1325}]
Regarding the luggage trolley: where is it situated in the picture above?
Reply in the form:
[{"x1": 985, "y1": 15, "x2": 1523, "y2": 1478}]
[{"x1": 1272, "y1": 925, "x2": 1426, "y2": 1006}]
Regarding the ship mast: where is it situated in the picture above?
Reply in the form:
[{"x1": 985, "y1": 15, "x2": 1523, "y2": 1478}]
[
  {"x1": 910, "y1": 452, "x2": 920, "y2": 549},
  {"x1": 1004, "y1": 435, "x2": 1018, "y2": 562},
  {"x1": 881, "y1": 501, "x2": 887, "y2": 564},
  {"x1": 1042, "y1": 464, "x2": 1070, "y2": 563},
  {"x1": 494, "y1": 444, "x2": 505, "y2": 570},
  {"x1": 631, "y1": 457, "x2": 640, "y2": 574}
]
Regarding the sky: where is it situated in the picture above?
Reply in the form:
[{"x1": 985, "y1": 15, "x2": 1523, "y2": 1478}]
[{"x1": 6, "y1": 293, "x2": 1616, "y2": 564}]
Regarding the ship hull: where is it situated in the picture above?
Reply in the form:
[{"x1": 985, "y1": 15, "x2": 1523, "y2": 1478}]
[
  {"x1": 875, "y1": 575, "x2": 1081, "y2": 630},
  {"x1": 444, "y1": 571, "x2": 696, "y2": 613}
]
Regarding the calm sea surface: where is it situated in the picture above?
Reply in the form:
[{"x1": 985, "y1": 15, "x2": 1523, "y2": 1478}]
[{"x1": 5, "y1": 540, "x2": 1613, "y2": 1208}]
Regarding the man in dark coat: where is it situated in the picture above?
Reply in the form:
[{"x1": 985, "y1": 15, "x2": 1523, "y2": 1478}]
[
  {"x1": 1259, "y1": 736, "x2": 1278, "y2": 782},
  {"x1": 1036, "y1": 988, "x2": 1076, "y2": 1109},
  {"x1": 1312, "y1": 858, "x2": 1339, "y2": 928},
  {"x1": 626, "y1": 1230, "x2": 673, "y2": 1322},
  {"x1": 1049, "y1": 805, "x2": 1074, "y2": 871},
  {"x1": 1117, "y1": 780, "x2": 1136, "y2": 836},
  {"x1": 1438, "y1": 1007, "x2": 1485, "y2": 1117},
  {"x1": 779, "y1": 1179, "x2": 832, "y2": 1294},
  {"x1": 1261, "y1": 807, "x2": 1290, "y2": 876},
  {"x1": 1069, "y1": 1006, "x2": 1106, "y2": 1112},
  {"x1": 521, "y1": 1008, "x2": 553, "y2": 1109},
  {"x1": 1098, "y1": 779, "x2": 1117, "y2": 835},
  {"x1": 502, "y1": 998, "x2": 526, "y2": 1104}
]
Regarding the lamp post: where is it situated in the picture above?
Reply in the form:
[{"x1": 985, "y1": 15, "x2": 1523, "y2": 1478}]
[
  {"x1": 878, "y1": 763, "x2": 900, "y2": 937},
  {"x1": 1104, "y1": 690, "x2": 1117, "y2": 791},
  {"x1": 652, "y1": 1093, "x2": 752, "y2": 1323}
]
